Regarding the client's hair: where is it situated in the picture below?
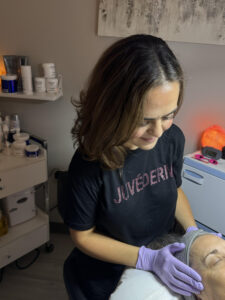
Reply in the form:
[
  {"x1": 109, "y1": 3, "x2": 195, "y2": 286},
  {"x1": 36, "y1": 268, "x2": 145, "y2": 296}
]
[
  {"x1": 147, "y1": 233, "x2": 201, "y2": 283},
  {"x1": 147, "y1": 233, "x2": 182, "y2": 249},
  {"x1": 147, "y1": 233, "x2": 198, "y2": 300}
]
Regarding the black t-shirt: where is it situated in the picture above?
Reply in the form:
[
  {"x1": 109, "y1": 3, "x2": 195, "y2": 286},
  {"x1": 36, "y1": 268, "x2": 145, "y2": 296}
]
[{"x1": 64, "y1": 124, "x2": 185, "y2": 299}]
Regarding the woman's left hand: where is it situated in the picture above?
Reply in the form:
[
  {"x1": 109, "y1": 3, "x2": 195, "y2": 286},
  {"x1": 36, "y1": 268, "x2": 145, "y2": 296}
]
[
  {"x1": 136, "y1": 243, "x2": 204, "y2": 296},
  {"x1": 186, "y1": 226, "x2": 222, "y2": 238}
]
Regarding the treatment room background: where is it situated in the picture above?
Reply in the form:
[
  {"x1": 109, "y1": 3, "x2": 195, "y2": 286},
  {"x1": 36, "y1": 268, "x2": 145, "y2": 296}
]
[{"x1": 0, "y1": 0, "x2": 224, "y2": 224}]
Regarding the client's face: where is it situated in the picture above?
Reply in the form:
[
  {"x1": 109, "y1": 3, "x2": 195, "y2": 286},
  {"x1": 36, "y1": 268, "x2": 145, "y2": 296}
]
[{"x1": 190, "y1": 235, "x2": 225, "y2": 300}]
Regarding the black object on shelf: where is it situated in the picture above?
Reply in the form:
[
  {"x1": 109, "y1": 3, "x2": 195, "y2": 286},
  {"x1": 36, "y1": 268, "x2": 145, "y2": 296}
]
[{"x1": 222, "y1": 146, "x2": 225, "y2": 159}]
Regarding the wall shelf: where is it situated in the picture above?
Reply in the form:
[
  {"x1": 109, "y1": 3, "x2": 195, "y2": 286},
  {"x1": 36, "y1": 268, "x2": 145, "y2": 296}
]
[{"x1": 0, "y1": 90, "x2": 63, "y2": 101}]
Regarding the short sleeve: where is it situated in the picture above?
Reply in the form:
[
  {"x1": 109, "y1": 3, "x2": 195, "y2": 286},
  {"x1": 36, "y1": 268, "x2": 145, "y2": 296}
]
[{"x1": 64, "y1": 151, "x2": 102, "y2": 231}]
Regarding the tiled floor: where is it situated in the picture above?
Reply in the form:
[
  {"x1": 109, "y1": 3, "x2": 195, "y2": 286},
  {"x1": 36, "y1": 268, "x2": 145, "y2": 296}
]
[{"x1": 0, "y1": 232, "x2": 74, "y2": 300}]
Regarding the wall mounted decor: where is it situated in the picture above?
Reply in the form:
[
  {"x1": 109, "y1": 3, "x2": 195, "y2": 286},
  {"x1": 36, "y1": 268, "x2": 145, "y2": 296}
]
[{"x1": 98, "y1": 0, "x2": 225, "y2": 45}]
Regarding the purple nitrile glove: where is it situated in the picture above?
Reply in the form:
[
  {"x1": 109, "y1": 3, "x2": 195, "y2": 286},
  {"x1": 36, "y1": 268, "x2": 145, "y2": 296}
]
[
  {"x1": 186, "y1": 226, "x2": 222, "y2": 238},
  {"x1": 186, "y1": 226, "x2": 198, "y2": 233},
  {"x1": 136, "y1": 243, "x2": 203, "y2": 296}
]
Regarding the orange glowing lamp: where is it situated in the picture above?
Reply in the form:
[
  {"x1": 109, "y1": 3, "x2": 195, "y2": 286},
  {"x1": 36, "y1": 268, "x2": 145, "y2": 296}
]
[
  {"x1": 0, "y1": 56, "x2": 6, "y2": 89},
  {"x1": 201, "y1": 125, "x2": 225, "y2": 160}
]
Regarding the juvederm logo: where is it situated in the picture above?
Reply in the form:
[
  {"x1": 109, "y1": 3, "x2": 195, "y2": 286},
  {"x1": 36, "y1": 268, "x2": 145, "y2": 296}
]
[{"x1": 114, "y1": 164, "x2": 173, "y2": 203}]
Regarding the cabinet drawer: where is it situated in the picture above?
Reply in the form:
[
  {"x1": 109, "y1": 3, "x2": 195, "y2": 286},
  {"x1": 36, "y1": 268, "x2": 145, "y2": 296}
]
[
  {"x1": 0, "y1": 160, "x2": 47, "y2": 198},
  {"x1": 182, "y1": 165, "x2": 225, "y2": 235}
]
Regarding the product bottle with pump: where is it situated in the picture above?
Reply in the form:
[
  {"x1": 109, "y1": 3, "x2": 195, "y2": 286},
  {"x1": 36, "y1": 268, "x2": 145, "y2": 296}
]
[{"x1": 8, "y1": 114, "x2": 20, "y2": 143}]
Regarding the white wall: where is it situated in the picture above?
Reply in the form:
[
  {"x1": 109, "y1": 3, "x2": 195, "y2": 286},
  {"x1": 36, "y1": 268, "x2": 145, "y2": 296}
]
[{"x1": 0, "y1": 1, "x2": 224, "y2": 221}]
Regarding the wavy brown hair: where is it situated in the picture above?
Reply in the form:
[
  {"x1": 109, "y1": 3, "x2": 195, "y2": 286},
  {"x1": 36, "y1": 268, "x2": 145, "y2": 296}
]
[{"x1": 71, "y1": 34, "x2": 184, "y2": 169}]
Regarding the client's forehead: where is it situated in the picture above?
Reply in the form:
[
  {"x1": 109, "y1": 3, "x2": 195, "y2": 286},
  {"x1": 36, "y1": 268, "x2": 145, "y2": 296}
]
[
  {"x1": 192, "y1": 235, "x2": 225, "y2": 257},
  {"x1": 191, "y1": 235, "x2": 225, "y2": 300}
]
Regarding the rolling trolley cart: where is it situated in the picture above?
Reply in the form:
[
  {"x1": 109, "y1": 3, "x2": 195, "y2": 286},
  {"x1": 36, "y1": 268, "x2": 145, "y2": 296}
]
[{"x1": 0, "y1": 135, "x2": 53, "y2": 276}]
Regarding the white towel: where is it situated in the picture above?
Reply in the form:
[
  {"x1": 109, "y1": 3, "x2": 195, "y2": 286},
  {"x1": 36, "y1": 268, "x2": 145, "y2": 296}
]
[{"x1": 110, "y1": 268, "x2": 183, "y2": 300}]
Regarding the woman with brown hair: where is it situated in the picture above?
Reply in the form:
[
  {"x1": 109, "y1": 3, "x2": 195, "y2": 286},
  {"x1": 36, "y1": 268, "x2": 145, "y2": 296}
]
[{"x1": 63, "y1": 34, "x2": 204, "y2": 300}]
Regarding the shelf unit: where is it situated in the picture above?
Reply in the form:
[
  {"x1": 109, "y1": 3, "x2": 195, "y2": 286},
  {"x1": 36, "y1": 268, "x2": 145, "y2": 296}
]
[
  {"x1": 0, "y1": 91, "x2": 63, "y2": 101},
  {"x1": 0, "y1": 208, "x2": 49, "y2": 268},
  {"x1": 0, "y1": 149, "x2": 50, "y2": 269}
]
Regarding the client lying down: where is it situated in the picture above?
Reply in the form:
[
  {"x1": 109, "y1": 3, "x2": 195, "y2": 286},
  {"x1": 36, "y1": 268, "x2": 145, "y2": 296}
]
[{"x1": 110, "y1": 230, "x2": 225, "y2": 300}]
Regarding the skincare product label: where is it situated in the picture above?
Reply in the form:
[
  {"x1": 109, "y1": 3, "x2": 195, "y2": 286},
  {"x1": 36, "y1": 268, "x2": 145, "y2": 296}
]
[
  {"x1": 34, "y1": 77, "x2": 46, "y2": 93},
  {"x1": 46, "y1": 78, "x2": 58, "y2": 93},
  {"x1": 42, "y1": 63, "x2": 56, "y2": 78}
]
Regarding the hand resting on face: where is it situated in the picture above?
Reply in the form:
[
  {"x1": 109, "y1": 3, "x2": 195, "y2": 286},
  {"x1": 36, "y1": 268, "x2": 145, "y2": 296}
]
[{"x1": 110, "y1": 231, "x2": 225, "y2": 300}]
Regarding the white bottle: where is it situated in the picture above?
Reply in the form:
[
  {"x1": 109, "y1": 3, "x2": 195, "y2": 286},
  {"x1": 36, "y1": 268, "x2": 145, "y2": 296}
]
[
  {"x1": 4, "y1": 115, "x2": 10, "y2": 127},
  {"x1": 2, "y1": 123, "x2": 11, "y2": 155},
  {"x1": 9, "y1": 114, "x2": 20, "y2": 143},
  {"x1": 10, "y1": 114, "x2": 20, "y2": 132},
  {"x1": 21, "y1": 65, "x2": 33, "y2": 94}
]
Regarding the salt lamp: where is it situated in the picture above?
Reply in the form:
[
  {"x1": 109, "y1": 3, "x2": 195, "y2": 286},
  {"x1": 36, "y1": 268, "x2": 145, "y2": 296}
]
[{"x1": 201, "y1": 125, "x2": 225, "y2": 160}]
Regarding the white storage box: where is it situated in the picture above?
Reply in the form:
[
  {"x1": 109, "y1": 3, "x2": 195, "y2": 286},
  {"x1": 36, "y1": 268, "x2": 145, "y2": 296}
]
[
  {"x1": 2, "y1": 187, "x2": 37, "y2": 226},
  {"x1": 181, "y1": 151, "x2": 225, "y2": 236}
]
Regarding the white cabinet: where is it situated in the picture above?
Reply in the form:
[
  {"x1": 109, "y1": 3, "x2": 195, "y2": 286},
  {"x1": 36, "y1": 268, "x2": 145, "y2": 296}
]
[
  {"x1": 0, "y1": 151, "x2": 47, "y2": 198},
  {"x1": 0, "y1": 150, "x2": 50, "y2": 269},
  {"x1": 181, "y1": 151, "x2": 225, "y2": 236}
]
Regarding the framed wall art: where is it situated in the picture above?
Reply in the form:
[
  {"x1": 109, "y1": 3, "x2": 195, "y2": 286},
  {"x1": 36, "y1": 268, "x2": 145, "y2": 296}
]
[{"x1": 98, "y1": 0, "x2": 225, "y2": 45}]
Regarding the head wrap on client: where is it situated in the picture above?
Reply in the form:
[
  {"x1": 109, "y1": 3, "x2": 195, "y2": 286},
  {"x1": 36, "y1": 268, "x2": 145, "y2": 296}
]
[{"x1": 175, "y1": 229, "x2": 214, "y2": 300}]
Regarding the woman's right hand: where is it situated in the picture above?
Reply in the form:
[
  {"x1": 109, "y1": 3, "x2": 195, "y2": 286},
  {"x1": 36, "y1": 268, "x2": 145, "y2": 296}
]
[{"x1": 136, "y1": 243, "x2": 204, "y2": 296}]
